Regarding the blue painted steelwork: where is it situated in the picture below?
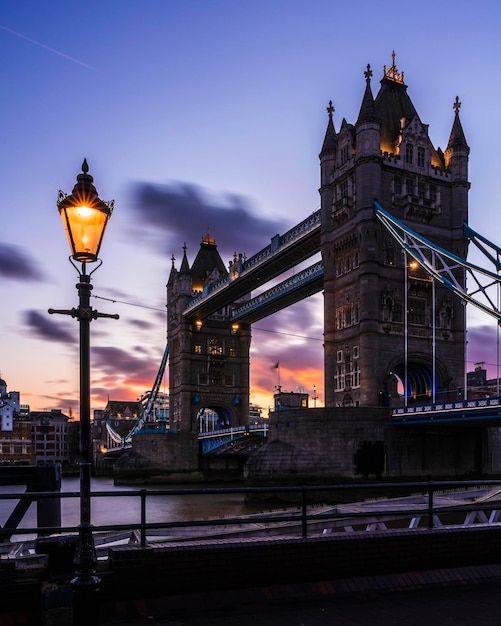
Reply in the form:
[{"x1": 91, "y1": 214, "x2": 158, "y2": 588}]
[
  {"x1": 199, "y1": 424, "x2": 267, "y2": 454},
  {"x1": 106, "y1": 343, "x2": 169, "y2": 448},
  {"x1": 393, "y1": 397, "x2": 501, "y2": 425},
  {"x1": 230, "y1": 260, "x2": 323, "y2": 323},
  {"x1": 183, "y1": 210, "x2": 320, "y2": 318},
  {"x1": 374, "y1": 200, "x2": 501, "y2": 323}
]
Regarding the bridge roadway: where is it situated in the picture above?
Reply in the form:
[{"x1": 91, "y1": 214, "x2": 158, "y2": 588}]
[
  {"x1": 182, "y1": 209, "x2": 321, "y2": 321},
  {"x1": 104, "y1": 397, "x2": 501, "y2": 456},
  {"x1": 392, "y1": 396, "x2": 501, "y2": 426}
]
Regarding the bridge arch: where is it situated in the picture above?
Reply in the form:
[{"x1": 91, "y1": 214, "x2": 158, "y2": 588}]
[
  {"x1": 196, "y1": 404, "x2": 233, "y2": 433},
  {"x1": 386, "y1": 354, "x2": 452, "y2": 404}
]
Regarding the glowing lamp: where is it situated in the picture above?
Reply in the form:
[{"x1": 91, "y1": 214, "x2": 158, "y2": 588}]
[{"x1": 57, "y1": 159, "x2": 114, "y2": 263}]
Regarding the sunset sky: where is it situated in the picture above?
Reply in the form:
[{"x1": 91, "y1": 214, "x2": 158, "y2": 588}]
[{"x1": 1, "y1": 1, "x2": 501, "y2": 418}]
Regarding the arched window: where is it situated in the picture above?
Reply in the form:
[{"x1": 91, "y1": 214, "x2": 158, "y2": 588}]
[{"x1": 405, "y1": 143, "x2": 414, "y2": 164}]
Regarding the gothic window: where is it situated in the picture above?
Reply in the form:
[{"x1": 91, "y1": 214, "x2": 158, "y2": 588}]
[
  {"x1": 353, "y1": 345, "x2": 359, "y2": 359},
  {"x1": 337, "y1": 350, "x2": 343, "y2": 363},
  {"x1": 336, "y1": 308, "x2": 343, "y2": 329},
  {"x1": 408, "y1": 297, "x2": 426, "y2": 325},
  {"x1": 417, "y1": 181, "x2": 425, "y2": 198},
  {"x1": 335, "y1": 364, "x2": 345, "y2": 390},
  {"x1": 405, "y1": 143, "x2": 414, "y2": 164},
  {"x1": 344, "y1": 252, "x2": 350, "y2": 273},
  {"x1": 394, "y1": 176, "x2": 402, "y2": 195},
  {"x1": 405, "y1": 178, "x2": 414, "y2": 195},
  {"x1": 340, "y1": 180, "x2": 348, "y2": 198},
  {"x1": 352, "y1": 248, "x2": 360, "y2": 268},
  {"x1": 229, "y1": 346, "x2": 236, "y2": 357},
  {"x1": 382, "y1": 297, "x2": 394, "y2": 322},
  {"x1": 341, "y1": 143, "x2": 349, "y2": 164},
  {"x1": 352, "y1": 302, "x2": 359, "y2": 325},
  {"x1": 194, "y1": 344, "x2": 202, "y2": 354},
  {"x1": 430, "y1": 185, "x2": 437, "y2": 203},
  {"x1": 336, "y1": 257, "x2": 343, "y2": 277},
  {"x1": 352, "y1": 362, "x2": 361, "y2": 388},
  {"x1": 417, "y1": 146, "x2": 425, "y2": 167}
]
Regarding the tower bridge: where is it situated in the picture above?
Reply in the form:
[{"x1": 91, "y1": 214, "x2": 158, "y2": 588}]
[{"x1": 108, "y1": 54, "x2": 501, "y2": 479}]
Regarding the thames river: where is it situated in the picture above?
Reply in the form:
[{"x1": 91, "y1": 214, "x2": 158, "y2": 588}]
[{"x1": 0, "y1": 476, "x2": 271, "y2": 541}]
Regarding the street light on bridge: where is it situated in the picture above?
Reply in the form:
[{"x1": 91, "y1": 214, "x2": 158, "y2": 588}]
[{"x1": 49, "y1": 160, "x2": 118, "y2": 625}]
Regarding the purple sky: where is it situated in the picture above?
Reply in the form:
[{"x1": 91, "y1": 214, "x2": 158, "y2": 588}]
[{"x1": 1, "y1": 0, "x2": 501, "y2": 415}]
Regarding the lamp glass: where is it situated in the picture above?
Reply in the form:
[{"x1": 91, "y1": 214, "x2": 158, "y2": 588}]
[{"x1": 60, "y1": 203, "x2": 110, "y2": 262}]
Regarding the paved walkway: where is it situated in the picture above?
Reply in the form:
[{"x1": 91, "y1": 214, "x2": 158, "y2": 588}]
[{"x1": 100, "y1": 563, "x2": 501, "y2": 625}]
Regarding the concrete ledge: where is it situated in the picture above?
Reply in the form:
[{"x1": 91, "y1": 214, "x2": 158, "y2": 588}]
[{"x1": 100, "y1": 525, "x2": 501, "y2": 601}]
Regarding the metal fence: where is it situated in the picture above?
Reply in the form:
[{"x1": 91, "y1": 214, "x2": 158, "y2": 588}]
[{"x1": 2, "y1": 479, "x2": 501, "y2": 551}]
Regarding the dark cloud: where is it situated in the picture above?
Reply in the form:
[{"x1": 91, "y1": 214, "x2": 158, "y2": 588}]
[
  {"x1": 128, "y1": 319, "x2": 156, "y2": 330},
  {"x1": 24, "y1": 310, "x2": 76, "y2": 344},
  {"x1": 92, "y1": 346, "x2": 159, "y2": 382},
  {"x1": 0, "y1": 243, "x2": 44, "y2": 281},
  {"x1": 131, "y1": 181, "x2": 287, "y2": 262}
]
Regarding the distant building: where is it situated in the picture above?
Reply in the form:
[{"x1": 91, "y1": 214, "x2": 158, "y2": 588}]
[
  {"x1": 30, "y1": 410, "x2": 73, "y2": 466},
  {"x1": 0, "y1": 377, "x2": 34, "y2": 464},
  {"x1": 0, "y1": 377, "x2": 20, "y2": 431},
  {"x1": 274, "y1": 390, "x2": 309, "y2": 412}
]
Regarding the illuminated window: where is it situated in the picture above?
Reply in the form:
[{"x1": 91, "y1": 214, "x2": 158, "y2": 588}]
[
  {"x1": 229, "y1": 347, "x2": 236, "y2": 357},
  {"x1": 208, "y1": 339, "x2": 223, "y2": 355},
  {"x1": 195, "y1": 345, "x2": 202, "y2": 354}
]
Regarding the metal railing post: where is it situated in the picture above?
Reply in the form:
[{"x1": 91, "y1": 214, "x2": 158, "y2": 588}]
[
  {"x1": 427, "y1": 481, "x2": 434, "y2": 529},
  {"x1": 301, "y1": 487, "x2": 308, "y2": 538},
  {"x1": 140, "y1": 490, "x2": 147, "y2": 547}
]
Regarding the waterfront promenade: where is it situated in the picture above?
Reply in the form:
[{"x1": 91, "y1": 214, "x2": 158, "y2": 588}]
[{"x1": 99, "y1": 563, "x2": 501, "y2": 625}]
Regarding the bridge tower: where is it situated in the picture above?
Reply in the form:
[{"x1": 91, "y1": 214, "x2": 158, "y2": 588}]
[
  {"x1": 320, "y1": 54, "x2": 470, "y2": 408},
  {"x1": 167, "y1": 232, "x2": 251, "y2": 433}
]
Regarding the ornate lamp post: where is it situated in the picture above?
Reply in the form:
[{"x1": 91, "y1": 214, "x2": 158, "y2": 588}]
[{"x1": 49, "y1": 160, "x2": 118, "y2": 624}]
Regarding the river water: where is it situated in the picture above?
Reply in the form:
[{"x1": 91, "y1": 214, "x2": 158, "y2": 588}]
[{"x1": 0, "y1": 476, "x2": 273, "y2": 541}]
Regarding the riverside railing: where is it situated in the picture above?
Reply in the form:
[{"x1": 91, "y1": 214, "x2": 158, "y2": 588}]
[{"x1": 2, "y1": 479, "x2": 501, "y2": 551}]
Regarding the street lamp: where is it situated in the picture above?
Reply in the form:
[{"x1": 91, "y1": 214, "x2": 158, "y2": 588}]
[{"x1": 49, "y1": 160, "x2": 118, "y2": 625}]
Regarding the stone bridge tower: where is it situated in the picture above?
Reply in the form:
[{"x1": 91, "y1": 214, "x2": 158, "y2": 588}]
[
  {"x1": 320, "y1": 54, "x2": 469, "y2": 408},
  {"x1": 167, "y1": 232, "x2": 251, "y2": 433}
]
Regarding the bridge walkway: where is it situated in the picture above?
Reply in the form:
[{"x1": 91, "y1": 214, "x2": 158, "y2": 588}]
[{"x1": 99, "y1": 564, "x2": 501, "y2": 625}]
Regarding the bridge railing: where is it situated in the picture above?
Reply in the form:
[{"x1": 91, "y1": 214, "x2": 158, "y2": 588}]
[
  {"x1": 393, "y1": 397, "x2": 501, "y2": 415},
  {"x1": 198, "y1": 424, "x2": 266, "y2": 438},
  {"x1": 3, "y1": 479, "x2": 501, "y2": 552}
]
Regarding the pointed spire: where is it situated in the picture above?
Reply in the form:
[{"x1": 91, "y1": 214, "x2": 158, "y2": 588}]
[
  {"x1": 447, "y1": 96, "x2": 469, "y2": 152},
  {"x1": 180, "y1": 242, "x2": 190, "y2": 273},
  {"x1": 320, "y1": 100, "x2": 337, "y2": 156},
  {"x1": 356, "y1": 63, "x2": 378, "y2": 125}
]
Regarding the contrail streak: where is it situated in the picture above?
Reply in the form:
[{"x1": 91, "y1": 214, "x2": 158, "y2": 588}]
[{"x1": 0, "y1": 24, "x2": 98, "y2": 71}]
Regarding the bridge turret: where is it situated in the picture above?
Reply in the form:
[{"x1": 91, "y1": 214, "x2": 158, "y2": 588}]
[
  {"x1": 445, "y1": 96, "x2": 470, "y2": 229},
  {"x1": 355, "y1": 64, "x2": 381, "y2": 160},
  {"x1": 319, "y1": 100, "x2": 337, "y2": 189}
]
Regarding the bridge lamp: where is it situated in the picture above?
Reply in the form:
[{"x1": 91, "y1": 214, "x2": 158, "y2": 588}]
[
  {"x1": 231, "y1": 323, "x2": 239, "y2": 335},
  {"x1": 195, "y1": 320, "x2": 203, "y2": 332},
  {"x1": 50, "y1": 160, "x2": 118, "y2": 626}
]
